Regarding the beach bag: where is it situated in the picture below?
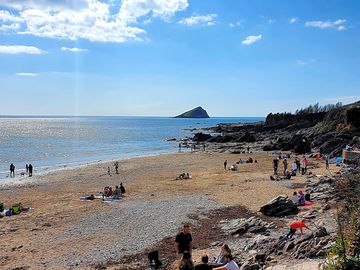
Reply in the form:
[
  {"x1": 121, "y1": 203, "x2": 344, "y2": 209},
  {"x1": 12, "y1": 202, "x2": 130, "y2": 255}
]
[
  {"x1": 11, "y1": 203, "x2": 22, "y2": 215},
  {"x1": 0, "y1": 202, "x2": 3, "y2": 212},
  {"x1": 305, "y1": 193, "x2": 311, "y2": 201}
]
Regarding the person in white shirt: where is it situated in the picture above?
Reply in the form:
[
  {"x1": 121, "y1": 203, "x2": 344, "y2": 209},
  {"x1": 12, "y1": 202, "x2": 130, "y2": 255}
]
[{"x1": 213, "y1": 254, "x2": 239, "y2": 270}]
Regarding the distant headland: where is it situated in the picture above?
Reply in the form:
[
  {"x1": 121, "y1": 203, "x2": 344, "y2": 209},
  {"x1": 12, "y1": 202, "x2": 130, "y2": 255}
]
[{"x1": 174, "y1": 106, "x2": 210, "y2": 118}]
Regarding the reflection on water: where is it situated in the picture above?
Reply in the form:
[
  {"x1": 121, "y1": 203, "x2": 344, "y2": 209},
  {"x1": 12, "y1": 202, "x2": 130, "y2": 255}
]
[{"x1": 0, "y1": 116, "x2": 264, "y2": 179}]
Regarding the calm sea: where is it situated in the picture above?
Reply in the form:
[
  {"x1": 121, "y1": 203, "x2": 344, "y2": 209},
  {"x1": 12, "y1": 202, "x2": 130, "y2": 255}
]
[{"x1": 0, "y1": 116, "x2": 264, "y2": 179}]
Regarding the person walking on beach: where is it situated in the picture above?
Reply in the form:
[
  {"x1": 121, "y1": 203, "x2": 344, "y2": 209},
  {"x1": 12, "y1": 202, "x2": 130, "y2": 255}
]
[
  {"x1": 10, "y1": 163, "x2": 15, "y2": 177},
  {"x1": 26, "y1": 164, "x2": 29, "y2": 173},
  {"x1": 179, "y1": 143, "x2": 182, "y2": 152},
  {"x1": 247, "y1": 146, "x2": 250, "y2": 153},
  {"x1": 107, "y1": 166, "x2": 111, "y2": 175},
  {"x1": 28, "y1": 164, "x2": 33, "y2": 177},
  {"x1": 175, "y1": 224, "x2": 192, "y2": 254},
  {"x1": 224, "y1": 160, "x2": 227, "y2": 170},
  {"x1": 273, "y1": 158, "x2": 279, "y2": 175},
  {"x1": 283, "y1": 158, "x2": 288, "y2": 176},
  {"x1": 114, "y1": 161, "x2": 119, "y2": 174},
  {"x1": 286, "y1": 219, "x2": 312, "y2": 239}
]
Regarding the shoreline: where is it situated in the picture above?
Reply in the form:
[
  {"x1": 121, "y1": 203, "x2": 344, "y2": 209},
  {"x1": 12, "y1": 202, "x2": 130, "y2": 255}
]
[{"x1": 0, "y1": 148, "x2": 194, "y2": 187}]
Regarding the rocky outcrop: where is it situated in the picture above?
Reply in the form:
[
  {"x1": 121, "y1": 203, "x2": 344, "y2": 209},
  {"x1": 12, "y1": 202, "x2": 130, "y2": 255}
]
[
  {"x1": 175, "y1": 106, "x2": 210, "y2": 118},
  {"x1": 259, "y1": 195, "x2": 299, "y2": 217}
]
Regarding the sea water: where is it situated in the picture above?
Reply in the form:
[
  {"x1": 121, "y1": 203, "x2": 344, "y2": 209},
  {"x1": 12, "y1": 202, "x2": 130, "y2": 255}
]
[{"x1": 0, "y1": 116, "x2": 264, "y2": 179}]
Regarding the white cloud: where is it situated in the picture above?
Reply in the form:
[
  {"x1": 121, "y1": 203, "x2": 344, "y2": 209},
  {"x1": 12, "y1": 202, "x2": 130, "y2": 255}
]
[
  {"x1": 179, "y1": 14, "x2": 217, "y2": 26},
  {"x1": 241, "y1": 35, "x2": 262, "y2": 45},
  {"x1": 0, "y1": 45, "x2": 44, "y2": 54},
  {"x1": 305, "y1": 19, "x2": 347, "y2": 31},
  {"x1": 16, "y1": 72, "x2": 39, "y2": 76},
  {"x1": 290, "y1": 17, "x2": 298, "y2": 24},
  {"x1": 0, "y1": 0, "x2": 189, "y2": 43},
  {"x1": 61, "y1": 47, "x2": 88, "y2": 53},
  {"x1": 229, "y1": 21, "x2": 243, "y2": 28}
]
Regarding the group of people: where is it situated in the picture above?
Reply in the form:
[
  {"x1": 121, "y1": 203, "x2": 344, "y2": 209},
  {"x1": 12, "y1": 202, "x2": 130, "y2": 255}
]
[
  {"x1": 169, "y1": 220, "x2": 312, "y2": 270},
  {"x1": 102, "y1": 183, "x2": 126, "y2": 200},
  {"x1": 9, "y1": 163, "x2": 33, "y2": 178},
  {"x1": 224, "y1": 157, "x2": 257, "y2": 172},
  {"x1": 290, "y1": 190, "x2": 310, "y2": 206},
  {"x1": 272, "y1": 156, "x2": 309, "y2": 177},
  {"x1": 176, "y1": 173, "x2": 192, "y2": 180},
  {"x1": 174, "y1": 225, "x2": 239, "y2": 270}
]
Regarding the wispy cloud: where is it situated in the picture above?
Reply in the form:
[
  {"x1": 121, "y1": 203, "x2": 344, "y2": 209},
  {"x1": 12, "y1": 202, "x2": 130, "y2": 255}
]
[
  {"x1": 296, "y1": 59, "x2": 316, "y2": 66},
  {"x1": 16, "y1": 72, "x2": 39, "y2": 76},
  {"x1": 179, "y1": 14, "x2": 217, "y2": 26},
  {"x1": 0, "y1": 0, "x2": 189, "y2": 43},
  {"x1": 305, "y1": 19, "x2": 347, "y2": 31},
  {"x1": 290, "y1": 17, "x2": 298, "y2": 24},
  {"x1": 0, "y1": 45, "x2": 44, "y2": 54},
  {"x1": 229, "y1": 21, "x2": 243, "y2": 28},
  {"x1": 61, "y1": 47, "x2": 88, "y2": 53},
  {"x1": 241, "y1": 35, "x2": 262, "y2": 45}
]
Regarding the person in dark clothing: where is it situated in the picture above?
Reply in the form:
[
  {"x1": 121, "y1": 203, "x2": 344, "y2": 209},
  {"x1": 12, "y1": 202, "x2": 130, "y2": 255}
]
[
  {"x1": 195, "y1": 255, "x2": 212, "y2": 270},
  {"x1": 10, "y1": 163, "x2": 15, "y2": 177},
  {"x1": 28, "y1": 164, "x2": 33, "y2": 177},
  {"x1": 273, "y1": 158, "x2": 279, "y2": 175},
  {"x1": 224, "y1": 160, "x2": 227, "y2": 170},
  {"x1": 175, "y1": 224, "x2": 192, "y2": 254},
  {"x1": 26, "y1": 164, "x2": 29, "y2": 173},
  {"x1": 120, "y1": 182, "x2": 126, "y2": 193},
  {"x1": 178, "y1": 251, "x2": 194, "y2": 270}
]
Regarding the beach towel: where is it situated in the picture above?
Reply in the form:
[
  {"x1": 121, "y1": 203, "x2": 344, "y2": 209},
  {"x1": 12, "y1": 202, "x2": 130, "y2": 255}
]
[{"x1": 299, "y1": 201, "x2": 314, "y2": 207}]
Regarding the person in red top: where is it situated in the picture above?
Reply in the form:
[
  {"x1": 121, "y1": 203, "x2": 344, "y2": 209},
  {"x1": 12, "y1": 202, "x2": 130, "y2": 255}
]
[{"x1": 286, "y1": 219, "x2": 312, "y2": 239}]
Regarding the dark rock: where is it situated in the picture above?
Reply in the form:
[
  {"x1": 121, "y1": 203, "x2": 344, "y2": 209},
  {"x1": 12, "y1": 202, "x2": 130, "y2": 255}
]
[
  {"x1": 347, "y1": 106, "x2": 360, "y2": 127},
  {"x1": 314, "y1": 226, "x2": 328, "y2": 238},
  {"x1": 283, "y1": 241, "x2": 295, "y2": 252},
  {"x1": 259, "y1": 195, "x2": 299, "y2": 217},
  {"x1": 207, "y1": 135, "x2": 237, "y2": 143},
  {"x1": 192, "y1": 133, "x2": 212, "y2": 142},
  {"x1": 248, "y1": 226, "x2": 267, "y2": 234},
  {"x1": 231, "y1": 225, "x2": 248, "y2": 235}
]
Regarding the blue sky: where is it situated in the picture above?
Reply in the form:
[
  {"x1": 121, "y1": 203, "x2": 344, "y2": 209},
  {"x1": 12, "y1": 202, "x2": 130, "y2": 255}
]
[{"x1": 0, "y1": 0, "x2": 359, "y2": 117}]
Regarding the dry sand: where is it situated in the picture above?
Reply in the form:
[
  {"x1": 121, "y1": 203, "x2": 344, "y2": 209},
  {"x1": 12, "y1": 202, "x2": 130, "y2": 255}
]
[{"x1": 0, "y1": 151, "x2": 335, "y2": 269}]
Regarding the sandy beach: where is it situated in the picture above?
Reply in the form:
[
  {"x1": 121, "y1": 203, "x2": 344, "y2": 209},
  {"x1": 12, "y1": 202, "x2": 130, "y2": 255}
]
[{"x1": 0, "y1": 151, "x2": 333, "y2": 269}]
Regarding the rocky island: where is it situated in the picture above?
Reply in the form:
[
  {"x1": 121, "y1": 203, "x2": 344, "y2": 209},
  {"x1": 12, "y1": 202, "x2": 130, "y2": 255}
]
[{"x1": 175, "y1": 106, "x2": 210, "y2": 118}]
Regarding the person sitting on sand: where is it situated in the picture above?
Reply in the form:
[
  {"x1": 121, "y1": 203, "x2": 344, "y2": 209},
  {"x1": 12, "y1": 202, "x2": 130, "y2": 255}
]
[
  {"x1": 214, "y1": 244, "x2": 232, "y2": 265},
  {"x1": 195, "y1": 255, "x2": 212, "y2": 270},
  {"x1": 230, "y1": 164, "x2": 238, "y2": 171},
  {"x1": 120, "y1": 182, "x2": 126, "y2": 194},
  {"x1": 84, "y1": 194, "x2": 95, "y2": 200},
  {"x1": 290, "y1": 192, "x2": 300, "y2": 205},
  {"x1": 213, "y1": 254, "x2": 239, "y2": 270},
  {"x1": 246, "y1": 157, "x2": 253, "y2": 163},
  {"x1": 298, "y1": 190, "x2": 305, "y2": 206},
  {"x1": 113, "y1": 186, "x2": 122, "y2": 199},
  {"x1": 286, "y1": 219, "x2": 312, "y2": 239},
  {"x1": 285, "y1": 171, "x2": 292, "y2": 180},
  {"x1": 178, "y1": 251, "x2": 194, "y2": 270}
]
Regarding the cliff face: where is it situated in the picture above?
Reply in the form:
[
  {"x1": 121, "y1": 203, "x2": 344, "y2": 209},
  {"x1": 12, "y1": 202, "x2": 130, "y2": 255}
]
[
  {"x1": 175, "y1": 106, "x2": 210, "y2": 118},
  {"x1": 194, "y1": 101, "x2": 360, "y2": 156}
]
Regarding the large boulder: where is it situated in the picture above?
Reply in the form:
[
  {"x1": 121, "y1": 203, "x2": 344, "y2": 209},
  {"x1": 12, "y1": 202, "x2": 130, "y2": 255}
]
[
  {"x1": 259, "y1": 195, "x2": 299, "y2": 217},
  {"x1": 192, "y1": 132, "x2": 212, "y2": 142}
]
